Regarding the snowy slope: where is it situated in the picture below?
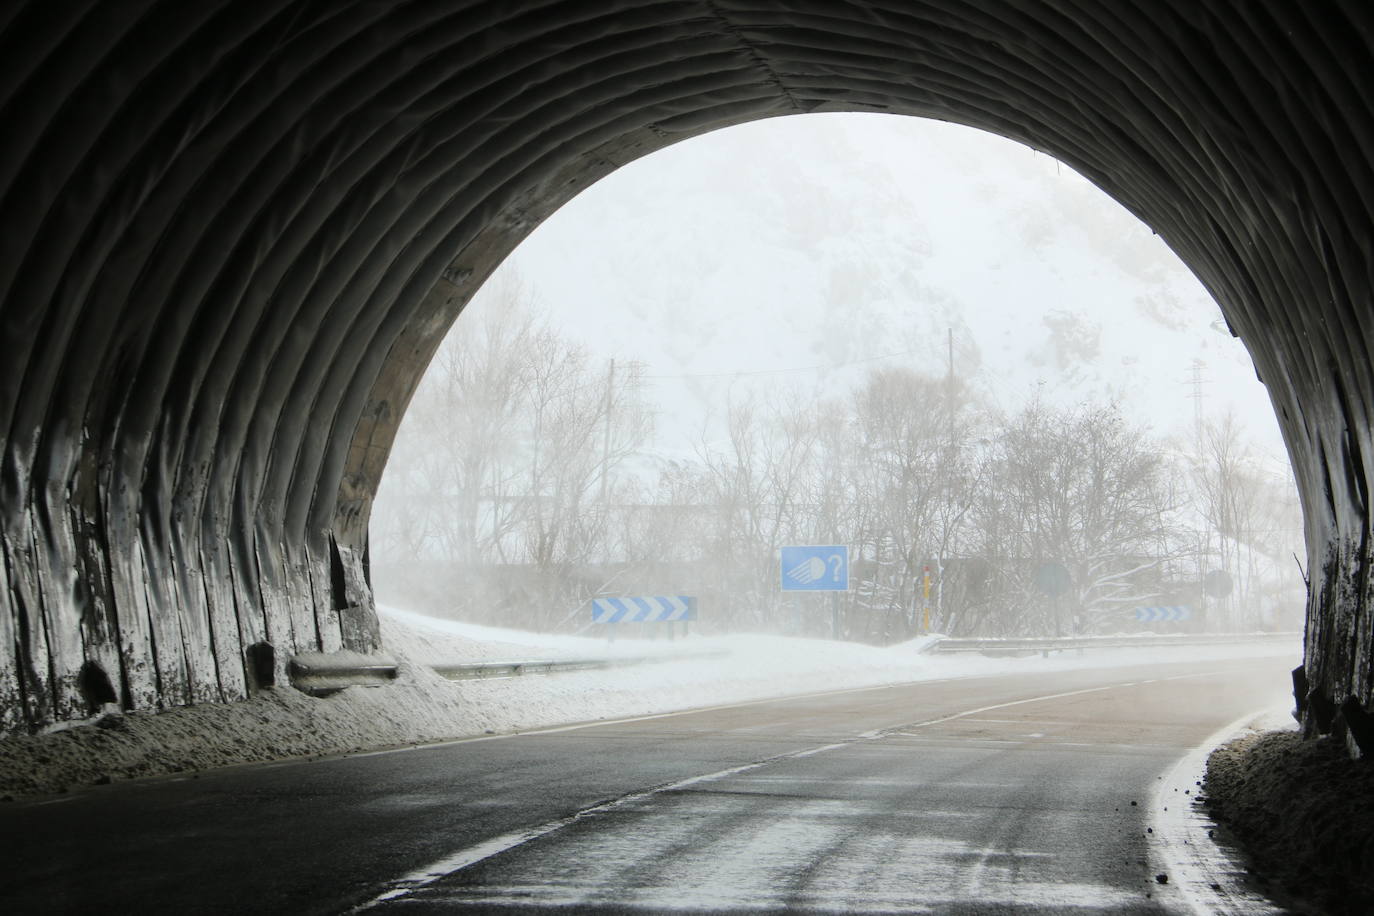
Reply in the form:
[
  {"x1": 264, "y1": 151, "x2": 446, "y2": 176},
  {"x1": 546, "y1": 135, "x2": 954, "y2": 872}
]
[{"x1": 474, "y1": 113, "x2": 1284, "y2": 461}]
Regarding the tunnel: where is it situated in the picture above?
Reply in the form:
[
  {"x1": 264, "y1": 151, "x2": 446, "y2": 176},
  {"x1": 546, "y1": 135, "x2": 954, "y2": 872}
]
[{"x1": 0, "y1": 1, "x2": 1371, "y2": 752}]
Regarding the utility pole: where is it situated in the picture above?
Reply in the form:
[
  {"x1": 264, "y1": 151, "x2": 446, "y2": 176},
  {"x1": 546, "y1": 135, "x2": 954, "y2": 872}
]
[
  {"x1": 947, "y1": 328, "x2": 956, "y2": 449},
  {"x1": 1188, "y1": 358, "x2": 1209, "y2": 627},
  {"x1": 922, "y1": 565, "x2": 932, "y2": 633},
  {"x1": 942, "y1": 328, "x2": 954, "y2": 631},
  {"x1": 599, "y1": 358, "x2": 615, "y2": 525},
  {"x1": 1188, "y1": 359, "x2": 1206, "y2": 444}
]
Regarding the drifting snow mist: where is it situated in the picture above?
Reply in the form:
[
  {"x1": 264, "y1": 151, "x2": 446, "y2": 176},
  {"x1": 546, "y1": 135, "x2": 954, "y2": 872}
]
[{"x1": 372, "y1": 114, "x2": 1302, "y2": 640}]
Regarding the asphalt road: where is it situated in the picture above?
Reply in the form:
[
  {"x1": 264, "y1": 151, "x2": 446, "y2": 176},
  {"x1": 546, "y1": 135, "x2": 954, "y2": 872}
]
[{"x1": 0, "y1": 656, "x2": 1293, "y2": 914}]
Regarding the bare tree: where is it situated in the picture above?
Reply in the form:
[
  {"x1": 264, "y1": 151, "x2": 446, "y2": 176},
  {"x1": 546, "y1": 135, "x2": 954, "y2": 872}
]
[
  {"x1": 695, "y1": 392, "x2": 828, "y2": 630},
  {"x1": 1187, "y1": 413, "x2": 1304, "y2": 629},
  {"x1": 376, "y1": 302, "x2": 1270, "y2": 646},
  {"x1": 969, "y1": 400, "x2": 1180, "y2": 635},
  {"x1": 847, "y1": 370, "x2": 950, "y2": 637},
  {"x1": 371, "y1": 279, "x2": 651, "y2": 627}
]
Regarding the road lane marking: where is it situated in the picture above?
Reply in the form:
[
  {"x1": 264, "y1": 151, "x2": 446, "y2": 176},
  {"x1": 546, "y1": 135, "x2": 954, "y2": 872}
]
[
  {"x1": 350, "y1": 743, "x2": 857, "y2": 910},
  {"x1": 885, "y1": 670, "x2": 1229, "y2": 737},
  {"x1": 347, "y1": 667, "x2": 1237, "y2": 760},
  {"x1": 355, "y1": 671, "x2": 1229, "y2": 909},
  {"x1": 341, "y1": 676, "x2": 981, "y2": 762},
  {"x1": 1148, "y1": 706, "x2": 1290, "y2": 915},
  {"x1": 896, "y1": 682, "x2": 1138, "y2": 731}
]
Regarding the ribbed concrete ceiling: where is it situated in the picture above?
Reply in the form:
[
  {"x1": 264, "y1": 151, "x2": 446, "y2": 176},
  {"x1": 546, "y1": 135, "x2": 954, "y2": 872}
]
[{"x1": 1, "y1": 2, "x2": 1371, "y2": 746}]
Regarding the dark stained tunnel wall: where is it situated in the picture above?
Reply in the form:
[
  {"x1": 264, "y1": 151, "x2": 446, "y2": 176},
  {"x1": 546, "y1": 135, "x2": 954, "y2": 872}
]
[{"x1": 1, "y1": 1, "x2": 1372, "y2": 750}]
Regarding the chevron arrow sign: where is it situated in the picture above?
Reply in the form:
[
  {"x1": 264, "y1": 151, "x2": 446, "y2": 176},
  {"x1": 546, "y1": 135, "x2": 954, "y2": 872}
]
[
  {"x1": 591, "y1": 596, "x2": 697, "y2": 623},
  {"x1": 1133, "y1": 605, "x2": 1193, "y2": 622}
]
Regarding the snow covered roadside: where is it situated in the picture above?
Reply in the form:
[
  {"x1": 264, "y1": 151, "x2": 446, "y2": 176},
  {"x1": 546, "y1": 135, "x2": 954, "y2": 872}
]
[
  {"x1": 0, "y1": 606, "x2": 1300, "y2": 801},
  {"x1": 1202, "y1": 716, "x2": 1374, "y2": 913}
]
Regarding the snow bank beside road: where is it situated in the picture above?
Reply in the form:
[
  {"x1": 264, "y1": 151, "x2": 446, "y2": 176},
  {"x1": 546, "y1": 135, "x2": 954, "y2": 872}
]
[
  {"x1": 381, "y1": 606, "x2": 1299, "y2": 705},
  {"x1": 0, "y1": 607, "x2": 1300, "y2": 800}
]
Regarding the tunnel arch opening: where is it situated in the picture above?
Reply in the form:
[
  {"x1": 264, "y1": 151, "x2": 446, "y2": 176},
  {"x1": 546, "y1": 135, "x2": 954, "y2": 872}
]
[
  {"x1": 0, "y1": 3, "x2": 1368, "y2": 751},
  {"x1": 371, "y1": 111, "x2": 1304, "y2": 646}
]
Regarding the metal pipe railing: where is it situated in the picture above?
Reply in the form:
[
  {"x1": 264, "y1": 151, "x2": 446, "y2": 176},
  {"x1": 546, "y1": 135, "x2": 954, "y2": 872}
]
[
  {"x1": 287, "y1": 633, "x2": 1296, "y2": 693},
  {"x1": 432, "y1": 650, "x2": 729, "y2": 681},
  {"x1": 923, "y1": 632, "x2": 1300, "y2": 654}
]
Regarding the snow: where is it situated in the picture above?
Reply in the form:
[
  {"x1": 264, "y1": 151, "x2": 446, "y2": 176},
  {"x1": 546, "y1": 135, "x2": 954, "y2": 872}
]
[
  {"x1": 1204, "y1": 725, "x2": 1374, "y2": 913},
  {"x1": 0, "y1": 606, "x2": 1299, "y2": 801}
]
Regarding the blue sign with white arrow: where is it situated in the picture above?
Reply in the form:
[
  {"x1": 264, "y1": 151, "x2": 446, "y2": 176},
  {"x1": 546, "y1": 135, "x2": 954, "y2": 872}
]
[
  {"x1": 591, "y1": 596, "x2": 696, "y2": 623},
  {"x1": 1133, "y1": 605, "x2": 1192, "y2": 622},
  {"x1": 780, "y1": 545, "x2": 849, "y2": 591}
]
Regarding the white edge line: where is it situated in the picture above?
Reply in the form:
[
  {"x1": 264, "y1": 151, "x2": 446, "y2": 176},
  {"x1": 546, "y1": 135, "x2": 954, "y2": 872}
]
[
  {"x1": 351, "y1": 748, "x2": 841, "y2": 910},
  {"x1": 1149, "y1": 705, "x2": 1292, "y2": 915}
]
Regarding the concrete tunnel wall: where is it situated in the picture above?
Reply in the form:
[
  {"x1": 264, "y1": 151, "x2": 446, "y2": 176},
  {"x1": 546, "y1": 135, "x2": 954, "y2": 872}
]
[{"x1": 0, "y1": 1, "x2": 1371, "y2": 749}]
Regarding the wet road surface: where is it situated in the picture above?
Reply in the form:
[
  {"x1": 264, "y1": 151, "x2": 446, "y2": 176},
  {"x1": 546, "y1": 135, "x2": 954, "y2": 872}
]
[{"x1": 0, "y1": 656, "x2": 1292, "y2": 913}]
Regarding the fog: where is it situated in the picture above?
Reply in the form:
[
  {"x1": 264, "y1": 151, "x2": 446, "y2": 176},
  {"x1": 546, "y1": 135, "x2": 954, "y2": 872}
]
[{"x1": 373, "y1": 114, "x2": 1303, "y2": 642}]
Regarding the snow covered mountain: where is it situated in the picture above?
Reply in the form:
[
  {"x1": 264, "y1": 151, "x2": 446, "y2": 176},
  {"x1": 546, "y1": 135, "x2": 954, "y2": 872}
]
[{"x1": 459, "y1": 113, "x2": 1286, "y2": 465}]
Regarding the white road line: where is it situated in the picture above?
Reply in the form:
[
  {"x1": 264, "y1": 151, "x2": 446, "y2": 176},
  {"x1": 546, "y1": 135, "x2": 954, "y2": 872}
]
[
  {"x1": 898, "y1": 682, "x2": 1139, "y2": 731},
  {"x1": 351, "y1": 747, "x2": 847, "y2": 910},
  {"x1": 336, "y1": 669, "x2": 1235, "y2": 763},
  {"x1": 355, "y1": 671, "x2": 1210, "y2": 910},
  {"x1": 892, "y1": 670, "x2": 1228, "y2": 735},
  {"x1": 1148, "y1": 706, "x2": 1290, "y2": 915},
  {"x1": 343, "y1": 676, "x2": 974, "y2": 761}
]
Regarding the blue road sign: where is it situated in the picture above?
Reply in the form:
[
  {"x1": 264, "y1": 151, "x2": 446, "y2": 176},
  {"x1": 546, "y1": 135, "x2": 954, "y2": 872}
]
[
  {"x1": 1134, "y1": 605, "x2": 1192, "y2": 623},
  {"x1": 780, "y1": 545, "x2": 849, "y2": 591},
  {"x1": 1034, "y1": 561, "x2": 1071, "y2": 596},
  {"x1": 591, "y1": 596, "x2": 697, "y2": 623}
]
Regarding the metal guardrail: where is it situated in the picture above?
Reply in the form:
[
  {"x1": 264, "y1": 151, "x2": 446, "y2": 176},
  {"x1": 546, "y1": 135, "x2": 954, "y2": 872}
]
[
  {"x1": 289, "y1": 649, "x2": 728, "y2": 692},
  {"x1": 284, "y1": 648, "x2": 725, "y2": 692},
  {"x1": 290, "y1": 633, "x2": 1297, "y2": 693},
  {"x1": 924, "y1": 632, "x2": 1301, "y2": 655},
  {"x1": 288, "y1": 654, "x2": 400, "y2": 695},
  {"x1": 433, "y1": 649, "x2": 730, "y2": 681}
]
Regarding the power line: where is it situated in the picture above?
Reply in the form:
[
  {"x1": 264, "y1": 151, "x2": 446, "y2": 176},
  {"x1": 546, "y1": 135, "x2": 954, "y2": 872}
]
[
  {"x1": 1186, "y1": 359, "x2": 1207, "y2": 441},
  {"x1": 642, "y1": 346, "x2": 925, "y2": 380}
]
